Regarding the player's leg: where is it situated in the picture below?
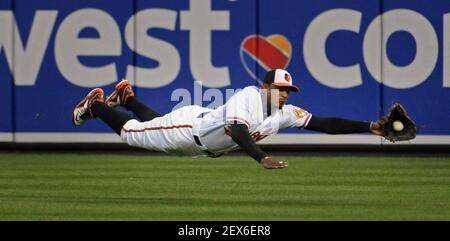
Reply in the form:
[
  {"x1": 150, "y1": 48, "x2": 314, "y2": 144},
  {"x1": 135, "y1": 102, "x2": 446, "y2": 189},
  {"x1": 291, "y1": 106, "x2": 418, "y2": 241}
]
[
  {"x1": 72, "y1": 88, "x2": 132, "y2": 135},
  {"x1": 124, "y1": 97, "x2": 161, "y2": 121},
  {"x1": 105, "y1": 79, "x2": 161, "y2": 121},
  {"x1": 91, "y1": 102, "x2": 132, "y2": 135}
]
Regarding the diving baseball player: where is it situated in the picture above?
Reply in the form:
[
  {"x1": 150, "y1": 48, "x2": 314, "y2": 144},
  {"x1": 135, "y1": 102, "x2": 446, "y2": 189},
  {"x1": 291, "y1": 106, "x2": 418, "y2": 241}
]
[{"x1": 73, "y1": 69, "x2": 386, "y2": 169}]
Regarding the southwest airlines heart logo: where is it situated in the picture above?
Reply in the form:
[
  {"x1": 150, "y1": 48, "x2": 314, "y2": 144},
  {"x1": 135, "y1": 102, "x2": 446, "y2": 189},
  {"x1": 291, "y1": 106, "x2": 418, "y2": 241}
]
[{"x1": 240, "y1": 34, "x2": 292, "y2": 84}]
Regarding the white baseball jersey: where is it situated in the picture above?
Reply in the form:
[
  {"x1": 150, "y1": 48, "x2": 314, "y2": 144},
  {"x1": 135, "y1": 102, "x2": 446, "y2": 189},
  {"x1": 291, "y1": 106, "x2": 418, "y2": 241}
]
[
  {"x1": 121, "y1": 86, "x2": 312, "y2": 156},
  {"x1": 194, "y1": 86, "x2": 312, "y2": 154}
]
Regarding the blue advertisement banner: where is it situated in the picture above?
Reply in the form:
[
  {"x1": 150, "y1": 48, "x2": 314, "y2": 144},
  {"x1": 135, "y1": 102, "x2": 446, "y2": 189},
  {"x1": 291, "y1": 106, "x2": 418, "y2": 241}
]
[
  {"x1": 259, "y1": 0, "x2": 382, "y2": 135},
  {"x1": 381, "y1": 0, "x2": 450, "y2": 135},
  {"x1": 1, "y1": 0, "x2": 449, "y2": 143},
  {"x1": 0, "y1": 0, "x2": 12, "y2": 136}
]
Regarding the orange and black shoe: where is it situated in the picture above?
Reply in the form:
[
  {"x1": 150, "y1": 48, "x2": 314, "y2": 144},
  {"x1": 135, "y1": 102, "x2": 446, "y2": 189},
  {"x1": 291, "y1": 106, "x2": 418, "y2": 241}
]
[
  {"x1": 72, "y1": 88, "x2": 104, "y2": 126},
  {"x1": 105, "y1": 79, "x2": 135, "y2": 108}
]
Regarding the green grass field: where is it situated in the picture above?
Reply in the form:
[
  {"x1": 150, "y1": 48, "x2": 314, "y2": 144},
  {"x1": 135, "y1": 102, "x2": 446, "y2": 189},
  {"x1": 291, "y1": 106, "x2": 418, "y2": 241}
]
[{"x1": 0, "y1": 153, "x2": 449, "y2": 220}]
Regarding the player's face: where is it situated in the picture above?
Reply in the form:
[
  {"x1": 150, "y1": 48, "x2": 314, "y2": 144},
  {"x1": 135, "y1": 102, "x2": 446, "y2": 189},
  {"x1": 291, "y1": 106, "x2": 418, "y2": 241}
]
[
  {"x1": 273, "y1": 86, "x2": 290, "y2": 107},
  {"x1": 264, "y1": 84, "x2": 290, "y2": 108}
]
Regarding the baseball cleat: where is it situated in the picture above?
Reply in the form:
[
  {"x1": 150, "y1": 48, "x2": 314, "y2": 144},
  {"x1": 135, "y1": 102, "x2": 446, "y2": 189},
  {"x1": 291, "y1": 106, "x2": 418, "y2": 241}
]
[
  {"x1": 72, "y1": 88, "x2": 104, "y2": 126},
  {"x1": 105, "y1": 79, "x2": 135, "y2": 108}
]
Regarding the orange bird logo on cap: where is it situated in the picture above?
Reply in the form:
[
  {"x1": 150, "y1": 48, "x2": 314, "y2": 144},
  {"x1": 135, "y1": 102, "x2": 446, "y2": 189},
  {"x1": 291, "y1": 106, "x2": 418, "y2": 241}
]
[{"x1": 285, "y1": 73, "x2": 292, "y2": 82}]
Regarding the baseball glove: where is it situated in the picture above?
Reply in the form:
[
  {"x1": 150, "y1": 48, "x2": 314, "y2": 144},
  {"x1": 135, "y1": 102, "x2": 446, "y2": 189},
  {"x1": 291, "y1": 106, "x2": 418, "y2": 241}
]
[{"x1": 377, "y1": 102, "x2": 417, "y2": 142}]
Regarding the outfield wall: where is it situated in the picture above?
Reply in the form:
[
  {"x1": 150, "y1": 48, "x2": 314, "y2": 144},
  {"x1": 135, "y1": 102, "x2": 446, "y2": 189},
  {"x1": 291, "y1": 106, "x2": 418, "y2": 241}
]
[{"x1": 0, "y1": 0, "x2": 449, "y2": 145}]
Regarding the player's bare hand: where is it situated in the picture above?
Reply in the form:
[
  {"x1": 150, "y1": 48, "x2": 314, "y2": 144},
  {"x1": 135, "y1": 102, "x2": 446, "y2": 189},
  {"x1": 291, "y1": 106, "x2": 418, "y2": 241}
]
[
  {"x1": 261, "y1": 157, "x2": 288, "y2": 169},
  {"x1": 370, "y1": 119, "x2": 384, "y2": 136}
]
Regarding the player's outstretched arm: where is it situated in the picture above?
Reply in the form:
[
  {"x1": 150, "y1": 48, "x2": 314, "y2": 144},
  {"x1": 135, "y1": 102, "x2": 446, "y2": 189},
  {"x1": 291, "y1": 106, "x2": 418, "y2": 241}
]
[
  {"x1": 229, "y1": 124, "x2": 288, "y2": 169},
  {"x1": 304, "y1": 115, "x2": 381, "y2": 135}
]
